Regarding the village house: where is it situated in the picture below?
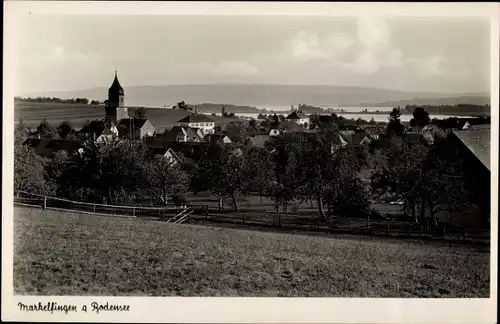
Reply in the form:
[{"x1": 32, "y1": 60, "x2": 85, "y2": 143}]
[
  {"x1": 164, "y1": 126, "x2": 205, "y2": 143},
  {"x1": 117, "y1": 118, "x2": 155, "y2": 140},
  {"x1": 245, "y1": 135, "x2": 269, "y2": 148},
  {"x1": 339, "y1": 131, "x2": 372, "y2": 146},
  {"x1": 78, "y1": 120, "x2": 119, "y2": 142},
  {"x1": 162, "y1": 147, "x2": 183, "y2": 167},
  {"x1": 419, "y1": 126, "x2": 490, "y2": 229},
  {"x1": 269, "y1": 129, "x2": 280, "y2": 137},
  {"x1": 22, "y1": 138, "x2": 83, "y2": 158},
  {"x1": 177, "y1": 114, "x2": 215, "y2": 135},
  {"x1": 358, "y1": 124, "x2": 386, "y2": 140},
  {"x1": 285, "y1": 110, "x2": 309, "y2": 126},
  {"x1": 205, "y1": 134, "x2": 232, "y2": 145}
]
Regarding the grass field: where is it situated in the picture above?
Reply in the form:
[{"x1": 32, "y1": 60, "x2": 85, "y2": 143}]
[
  {"x1": 14, "y1": 207, "x2": 489, "y2": 297},
  {"x1": 14, "y1": 102, "x2": 239, "y2": 129}
]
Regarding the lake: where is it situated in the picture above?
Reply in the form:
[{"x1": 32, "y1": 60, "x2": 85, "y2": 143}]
[{"x1": 214, "y1": 112, "x2": 477, "y2": 123}]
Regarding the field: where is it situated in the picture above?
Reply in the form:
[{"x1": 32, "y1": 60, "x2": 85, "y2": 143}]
[
  {"x1": 14, "y1": 207, "x2": 490, "y2": 297},
  {"x1": 14, "y1": 102, "x2": 239, "y2": 129}
]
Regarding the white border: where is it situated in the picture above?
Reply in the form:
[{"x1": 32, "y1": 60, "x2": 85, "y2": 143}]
[{"x1": 3, "y1": 2, "x2": 499, "y2": 323}]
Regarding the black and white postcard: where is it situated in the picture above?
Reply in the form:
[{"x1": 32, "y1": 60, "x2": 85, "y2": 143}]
[{"x1": 2, "y1": 1, "x2": 498, "y2": 323}]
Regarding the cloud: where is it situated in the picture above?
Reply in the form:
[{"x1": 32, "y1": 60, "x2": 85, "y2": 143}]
[
  {"x1": 212, "y1": 61, "x2": 260, "y2": 75},
  {"x1": 330, "y1": 17, "x2": 406, "y2": 74},
  {"x1": 50, "y1": 45, "x2": 94, "y2": 63},
  {"x1": 288, "y1": 31, "x2": 355, "y2": 61},
  {"x1": 356, "y1": 17, "x2": 390, "y2": 49}
]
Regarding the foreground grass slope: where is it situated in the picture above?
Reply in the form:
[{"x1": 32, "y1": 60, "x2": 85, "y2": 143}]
[{"x1": 14, "y1": 207, "x2": 489, "y2": 297}]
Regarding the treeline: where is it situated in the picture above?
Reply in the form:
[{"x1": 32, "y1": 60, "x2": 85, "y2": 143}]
[
  {"x1": 403, "y1": 104, "x2": 490, "y2": 116},
  {"x1": 296, "y1": 104, "x2": 325, "y2": 114},
  {"x1": 191, "y1": 103, "x2": 260, "y2": 113},
  {"x1": 15, "y1": 97, "x2": 103, "y2": 105}
]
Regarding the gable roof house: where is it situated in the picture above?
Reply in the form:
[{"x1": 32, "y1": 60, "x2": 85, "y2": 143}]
[
  {"x1": 245, "y1": 135, "x2": 269, "y2": 148},
  {"x1": 404, "y1": 132, "x2": 427, "y2": 146},
  {"x1": 117, "y1": 118, "x2": 155, "y2": 140},
  {"x1": 205, "y1": 134, "x2": 232, "y2": 145},
  {"x1": 422, "y1": 127, "x2": 491, "y2": 229},
  {"x1": 165, "y1": 126, "x2": 205, "y2": 143},
  {"x1": 23, "y1": 138, "x2": 83, "y2": 158},
  {"x1": 79, "y1": 120, "x2": 119, "y2": 142},
  {"x1": 177, "y1": 114, "x2": 215, "y2": 135},
  {"x1": 339, "y1": 131, "x2": 372, "y2": 146},
  {"x1": 359, "y1": 125, "x2": 386, "y2": 140},
  {"x1": 278, "y1": 121, "x2": 305, "y2": 133},
  {"x1": 285, "y1": 111, "x2": 309, "y2": 126}
]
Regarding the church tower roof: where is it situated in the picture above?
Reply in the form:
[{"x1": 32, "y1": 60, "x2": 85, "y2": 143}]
[{"x1": 109, "y1": 70, "x2": 124, "y2": 95}]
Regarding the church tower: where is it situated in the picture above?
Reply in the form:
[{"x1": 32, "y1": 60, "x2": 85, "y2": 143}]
[{"x1": 105, "y1": 70, "x2": 128, "y2": 124}]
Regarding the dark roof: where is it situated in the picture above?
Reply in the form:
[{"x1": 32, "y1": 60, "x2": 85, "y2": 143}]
[
  {"x1": 22, "y1": 138, "x2": 43, "y2": 148},
  {"x1": 278, "y1": 121, "x2": 304, "y2": 132},
  {"x1": 359, "y1": 124, "x2": 386, "y2": 136},
  {"x1": 452, "y1": 129, "x2": 490, "y2": 171},
  {"x1": 340, "y1": 131, "x2": 371, "y2": 145},
  {"x1": 80, "y1": 120, "x2": 106, "y2": 137},
  {"x1": 404, "y1": 133, "x2": 424, "y2": 145},
  {"x1": 44, "y1": 139, "x2": 82, "y2": 151},
  {"x1": 118, "y1": 118, "x2": 149, "y2": 129},
  {"x1": 205, "y1": 134, "x2": 230, "y2": 144},
  {"x1": 247, "y1": 135, "x2": 269, "y2": 148},
  {"x1": 177, "y1": 114, "x2": 214, "y2": 123},
  {"x1": 109, "y1": 71, "x2": 124, "y2": 94},
  {"x1": 286, "y1": 111, "x2": 307, "y2": 120},
  {"x1": 470, "y1": 124, "x2": 491, "y2": 131},
  {"x1": 165, "y1": 126, "x2": 204, "y2": 142}
]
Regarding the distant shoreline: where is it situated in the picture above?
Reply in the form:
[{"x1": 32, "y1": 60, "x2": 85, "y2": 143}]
[{"x1": 14, "y1": 101, "x2": 490, "y2": 118}]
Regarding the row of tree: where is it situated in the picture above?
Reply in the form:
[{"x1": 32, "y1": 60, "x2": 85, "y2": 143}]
[{"x1": 15, "y1": 97, "x2": 103, "y2": 105}]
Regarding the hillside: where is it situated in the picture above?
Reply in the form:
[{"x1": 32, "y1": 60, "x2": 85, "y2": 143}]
[
  {"x1": 14, "y1": 102, "x2": 239, "y2": 129},
  {"x1": 359, "y1": 96, "x2": 491, "y2": 108},
  {"x1": 14, "y1": 207, "x2": 490, "y2": 297},
  {"x1": 21, "y1": 84, "x2": 490, "y2": 109}
]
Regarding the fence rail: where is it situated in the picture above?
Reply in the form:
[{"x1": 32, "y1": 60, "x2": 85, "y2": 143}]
[{"x1": 13, "y1": 191, "x2": 490, "y2": 242}]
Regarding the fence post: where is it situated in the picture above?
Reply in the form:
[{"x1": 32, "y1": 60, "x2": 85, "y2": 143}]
[
  {"x1": 242, "y1": 212, "x2": 245, "y2": 225},
  {"x1": 205, "y1": 205, "x2": 208, "y2": 220},
  {"x1": 386, "y1": 219, "x2": 389, "y2": 235},
  {"x1": 43, "y1": 196, "x2": 47, "y2": 211},
  {"x1": 93, "y1": 204, "x2": 96, "y2": 215},
  {"x1": 133, "y1": 207, "x2": 136, "y2": 218},
  {"x1": 367, "y1": 212, "x2": 370, "y2": 229}
]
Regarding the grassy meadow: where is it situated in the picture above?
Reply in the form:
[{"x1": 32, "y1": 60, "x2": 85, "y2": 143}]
[
  {"x1": 14, "y1": 207, "x2": 490, "y2": 297},
  {"x1": 14, "y1": 102, "x2": 239, "y2": 129}
]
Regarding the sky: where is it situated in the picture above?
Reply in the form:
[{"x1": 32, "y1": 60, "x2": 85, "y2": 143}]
[{"x1": 13, "y1": 15, "x2": 491, "y2": 95}]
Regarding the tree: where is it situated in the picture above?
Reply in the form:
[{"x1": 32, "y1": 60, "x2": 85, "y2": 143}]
[
  {"x1": 60, "y1": 139, "x2": 144, "y2": 204},
  {"x1": 244, "y1": 147, "x2": 274, "y2": 204},
  {"x1": 410, "y1": 107, "x2": 431, "y2": 129},
  {"x1": 248, "y1": 119, "x2": 258, "y2": 136},
  {"x1": 370, "y1": 142, "x2": 428, "y2": 222},
  {"x1": 386, "y1": 107, "x2": 405, "y2": 138},
  {"x1": 143, "y1": 155, "x2": 189, "y2": 206},
  {"x1": 36, "y1": 119, "x2": 57, "y2": 138},
  {"x1": 134, "y1": 107, "x2": 147, "y2": 119},
  {"x1": 176, "y1": 101, "x2": 189, "y2": 111},
  {"x1": 223, "y1": 121, "x2": 248, "y2": 144},
  {"x1": 196, "y1": 144, "x2": 249, "y2": 211},
  {"x1": 57, "y1": 121, "x2": 74, "y2": 139},
  {"x1": 271, "y1": 114, "x2": 280, "y2": 127},
  {"x1": 14, "y1": 127, "x2": 50, "y2": 194}
]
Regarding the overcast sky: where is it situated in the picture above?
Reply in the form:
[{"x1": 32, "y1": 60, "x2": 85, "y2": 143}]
[{"x1": 14, "y1": 15, "x2": 491, "y2": 94}]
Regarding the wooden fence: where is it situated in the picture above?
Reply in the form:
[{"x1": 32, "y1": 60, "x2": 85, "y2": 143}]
[{"x1": 14, "y1": 191, "x2": 490, "y2": 242}]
